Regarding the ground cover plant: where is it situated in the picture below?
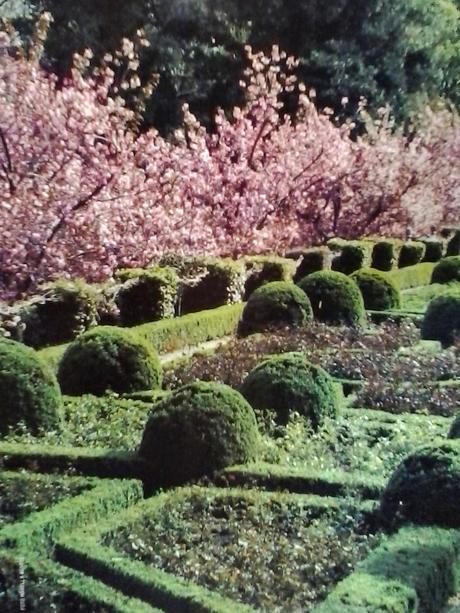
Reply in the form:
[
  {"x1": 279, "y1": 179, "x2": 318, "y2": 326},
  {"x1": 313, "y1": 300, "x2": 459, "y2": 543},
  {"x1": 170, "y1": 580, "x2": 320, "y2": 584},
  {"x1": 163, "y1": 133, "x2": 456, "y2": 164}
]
[
  {"x1": 0, "y1": 472, "x2": 92, "y2": 529},
  {"x1": 103, "y1": 487, "x2": 383, "y2": 612}
]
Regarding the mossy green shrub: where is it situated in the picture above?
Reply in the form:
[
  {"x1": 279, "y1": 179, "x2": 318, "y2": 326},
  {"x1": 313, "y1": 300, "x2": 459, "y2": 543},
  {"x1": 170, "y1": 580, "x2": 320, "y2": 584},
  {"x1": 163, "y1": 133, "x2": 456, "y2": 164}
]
[
  {"x1": 431, "y1": 256, "x2": 460, "y2": 284},
  {"x1": 238, "y1": 281, "x2": 313, "y2": 336},
  {"x1": 398, "y1": 241, "x2": 426, "y2": 268},
  {"x1": 330, "y1": 240, "x2": 373, "y2": 275},
  {"x1": 298, "y1": 271, "x2": 366, "y2": 326},
  {"x1": 371, "y1": 239, "x2": 402, "y2": 271},
  {"x1": 448, "y1": 412, "x2": 460, "y2": 439},
  {"x1": 57, "y1": 327, "x2": 162, "y2": 396},
  {"x1": 19, "y1": 280, "x2": 99, "y2": 349},
  {"x1": 114, "y1": 267, "x2": 178, "y2": 326},
  {"x1": 243, "y1": 256, "x2": 296, "y2": 300},
  {"x1": 0, "y1": 339, "x2": 62, "y2": 436},
  {"x1": 350, "y1": 268, "x2": 401, "y2": 311},
  {"x1": 380, "y1": 440, "x2": 460, "y2": 527},
  {"x1": 421, "y1": 292, "x2": 460, "y2": 347},
  {"x1": 421, "y1": 238, "x2": 444, "y2": 263},
  {"x1": 178, "y1": 258, "x2": 245, "y2": 315},
  {"x1": 442, "y1": 227, "x2": 460, "y2": 256},
  {"x1": 139, "y1": 381, "x2": 259, "y2": 487},
  {"x1": 240, "y1": 352, "x2": 340, "y2": 427},
  {"x1": 292, "y1": 248, "x2": 333, "y2": 283}
]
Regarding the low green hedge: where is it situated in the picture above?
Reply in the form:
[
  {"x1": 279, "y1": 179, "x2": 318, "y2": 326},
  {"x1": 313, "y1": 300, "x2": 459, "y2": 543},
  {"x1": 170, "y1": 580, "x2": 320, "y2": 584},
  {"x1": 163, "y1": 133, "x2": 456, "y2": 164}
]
[
  {"x1": 55, "y1": 487, "x2": 371, "y2": 613},
  {"x1": 387, "y1": 262, "x2": 436, "y2": 290},
  {"x1": 0, "y1": 477, "x2": 147, "y2": 612},
  {"x1": 38, "y1": 303, "x2": 244, "y2": 370},
  {"x1": 0, "y1": 443, "x2": 148, "y2": 479},
  {"x1": 55, "y1": 487, "x2": 258, "y2": 612},
  {"x1": 329, "y1": 240, "x2": 373, "y2": 275},
  {"x1": 218, "y1": 463, "x2": 383, "y2": 500},
  {"x1": 316, "y1": 525, "x2": 460, "y2": 612}
]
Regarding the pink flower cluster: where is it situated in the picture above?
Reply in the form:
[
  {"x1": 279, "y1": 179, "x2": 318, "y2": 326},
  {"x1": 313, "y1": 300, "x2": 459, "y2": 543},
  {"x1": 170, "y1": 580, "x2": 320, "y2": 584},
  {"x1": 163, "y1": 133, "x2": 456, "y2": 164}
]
[{"x1": 0, "y1": 25, "x2": 458, "y2": 300}]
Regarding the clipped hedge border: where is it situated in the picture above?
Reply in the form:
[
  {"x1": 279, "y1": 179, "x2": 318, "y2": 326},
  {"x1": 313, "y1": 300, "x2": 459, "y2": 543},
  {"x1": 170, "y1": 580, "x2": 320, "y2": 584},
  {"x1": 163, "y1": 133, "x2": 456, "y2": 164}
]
[
  {"x1": 55, "y1": 486, "x2": 373, "y2": 613},
  {"x1": 387, "y1": 262, "x2": 436, "y2": 290},
  {"x1": 38, "y1": 303, "x2": 244, "y2": 370},
  {"x1": 0, "y1": 476, "x2": 149, "y2": 612},
  {"x1": 0, "y1": 442, "x2": 148, "y2": 479},
  {"x1": 216, "y1": 463, "x2": 383, "y2": 500},
  {"x1": 316, "y1": 525, "x2": 460, "y2": 612}
]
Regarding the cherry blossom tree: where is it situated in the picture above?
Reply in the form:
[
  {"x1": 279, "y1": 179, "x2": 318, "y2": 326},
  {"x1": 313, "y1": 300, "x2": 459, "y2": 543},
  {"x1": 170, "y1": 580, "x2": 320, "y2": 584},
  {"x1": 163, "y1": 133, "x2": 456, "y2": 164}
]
[{"x1": 0, "y1": 17, "x2": 458, "y2": 301}]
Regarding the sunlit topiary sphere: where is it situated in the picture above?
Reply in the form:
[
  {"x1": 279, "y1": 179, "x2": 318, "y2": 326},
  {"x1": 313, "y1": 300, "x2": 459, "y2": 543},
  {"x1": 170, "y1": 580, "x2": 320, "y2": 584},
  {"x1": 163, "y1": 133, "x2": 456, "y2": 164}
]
[
  {"x1": 57, "y1": 326, "x2": 162, "y2": 396},
  {"x1": 298, "y1": 271, "x2": 366, "y2": 326},
  {"x1": 0, "y1": 338, "x2": 63, "y2": 436},
  {"x1": 238, "y1": 281, "x2": 313, "y2": 336},
  {"x1": 351, "y1": 268, "x2": 401, "y2": 311},
  {"x1": 139, "y1": 381, "x2": 259, "y2": 488},
  {"x1": 240, "y1": 352, "x2": 340, "y2": 427}
]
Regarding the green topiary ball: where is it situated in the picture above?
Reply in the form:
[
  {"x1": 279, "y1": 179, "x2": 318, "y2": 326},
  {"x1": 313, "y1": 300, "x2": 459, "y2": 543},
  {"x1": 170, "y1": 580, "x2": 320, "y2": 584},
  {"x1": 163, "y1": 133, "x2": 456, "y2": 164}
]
[
  {"x1": 421, "y1": 292, "x2": 460, "y2": 347},
  {"x1": 0, "y1": 338, "x2": 63, "y2": 436},
  {"x1": 57, "y1": 326, "x2": 162, "y2": 396},
  {"x1": 351, "y1": 268, "x2": 401, "y2": 311},
  {"x1": 139, "y1": 381, "x2": 259, "y2": 488},
  {"x1": 240, "y1": 352, "x2": 340, "y2": 427},
  {"x1": 298, "y1": 271, "x2": 366, "y2": 326},
  {"x1": 431, "y1": 256, "x2": 460, "y2": 284},
  {"x1": 380, "y1": 441, "x2": 460, "y2": 527},
  {"x1": 238, "y1": 281, "x2": 313, "y2": 336}
]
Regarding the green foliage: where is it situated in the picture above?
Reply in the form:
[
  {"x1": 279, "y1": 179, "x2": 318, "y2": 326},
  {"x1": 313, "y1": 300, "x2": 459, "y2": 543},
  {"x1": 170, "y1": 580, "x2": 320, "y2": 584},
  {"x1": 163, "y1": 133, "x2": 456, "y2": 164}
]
[
  {"x1": 320, "y1": 525, "x2": 460, "y2": 613},
  {"x1": 388, "y1": 262, "x2": 436, "y2": 289},
  {"x1": 19, "y1": 279, "x2": 99, "y2": 348},
  {"x1": 421, "y1": 238, "x2": 445, "y2": 262},
  {"x1": 178, "y1": 258, "x2": 245, "y2": 315},
  {"x1": 351, "y1": 268, "x2": 401, "y2": 311},
  {"x1": 115, "y1": 267, "x2": 178, "y2": 326},
  {"x1": 240, "y1": 352, "x2": 340, "y2": 428},
  {"x1": 398, "y1": 241, "x2": 426, "y2": 268},
  {"x1": 431, "y1": 256, "x2": 460, "y2": 283},
  {"x1": 243, "y1": 256, "x2": 296, "y2": 300},
  {"x1": 421, "y1": 291, "x2": 460, "y2": 346},
  {"x1": 448, "y1": 411, "x2": 460, "y2": 439},
  {"x1": 238, "y1": 281, "x2": 313, "y2": 336},
  {"x1": 330, "y1": 240, "x2": 373, "y2": 275},
  {"x1": 0, "y1": 338, "x2": 62, "y2": 436},
  {"x1": 444, "y1": 228, "x2": 460, "y2": 256},
  {"x1": 11, "y1": 0, "x2": 460, "y2": 132},
  {"x1": 139, "y1": 381, "x2": 259, "y2": 487},
  {"x1": 380, "y1": 440, "x2": 460, "y2": 527},
  {"x1": 291, "y1": 247, "x2": 333, "y2": 282},
  {"x1": 57, "y1": 326, "x2": 162, "y2": 396},
  {"x1": 298, "y1": 271, "x2": 366, "y2": 326},
  {"x1": 105, "y1": 487, "x2": 380, "y2": 612},
  {"x1": 371, "y1": 240, "x2": 401, "y2": 271}
]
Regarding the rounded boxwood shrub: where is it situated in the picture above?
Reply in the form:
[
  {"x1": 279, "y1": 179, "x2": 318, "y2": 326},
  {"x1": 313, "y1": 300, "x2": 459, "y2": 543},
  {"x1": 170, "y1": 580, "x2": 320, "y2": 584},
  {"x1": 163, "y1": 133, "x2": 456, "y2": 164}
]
[
  {"x1": 431, "y1": 256, "x2": 460, "y2": 284},
  {"x1": 139, "y1": 381, "x2": 259, "y2": 487},
  {"x1": 380, "y1": 441, "x2": 460, "y2": 527},
  {"x1": 0, "y1": 338, "x2": 62, "y2": 436},
  {"x1": 421, "y1": 292, "x2": 460, "y2": 347},
  {"x1": 240, "y1": 352, "x2": 340, "y2": 427},
  {"x1": 350, "y1": 268, "x2": 401, "y2": 311},
  {"x1": 57, "y1": 326, "x2": 162, "y2": 396},
  {"x1": 298, "y1": 271, "x2": 366, "y2": 326},
  {"x1": 238, "y1": 281, "x2": 313, "y2": 336}
]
